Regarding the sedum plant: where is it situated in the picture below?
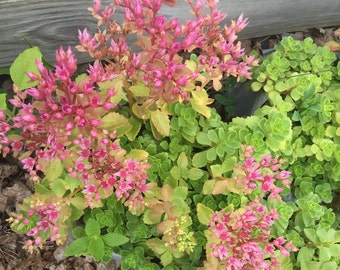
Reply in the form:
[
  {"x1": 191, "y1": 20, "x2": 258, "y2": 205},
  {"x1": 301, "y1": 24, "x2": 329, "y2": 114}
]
[
  {"x1": 0, "y1": 0, "x2": 297, "y2": 269},
  {"x1": 4, "y1": 0, "x2": 340, "y2": 269},
  {"x1": 251, "y1": 36, "x2": 340, "y2": 269},
  {"x1": 76, "y1": 0, "x2": 258, "y2": 138}
]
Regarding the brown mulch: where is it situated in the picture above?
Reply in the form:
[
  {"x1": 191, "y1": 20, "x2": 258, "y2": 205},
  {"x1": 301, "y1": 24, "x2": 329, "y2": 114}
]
[{"x1": 0, "y1": 25, "x2": 339, "y2": 270}]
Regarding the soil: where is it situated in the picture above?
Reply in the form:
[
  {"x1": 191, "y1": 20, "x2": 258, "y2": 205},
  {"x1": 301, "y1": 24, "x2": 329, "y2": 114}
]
[{"x1": 0, "y1": 25, "x2": 339, "y2": 270}]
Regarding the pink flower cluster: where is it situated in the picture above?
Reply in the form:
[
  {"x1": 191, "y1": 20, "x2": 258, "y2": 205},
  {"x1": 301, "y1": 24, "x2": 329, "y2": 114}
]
[
  {"x1": 71, "y1": 134, "x2": 150, "y2": 212},
  {"x1": 2, "y1": 46, "x2": 116, "y2": 177},
  {"x1": 208, "y1": 198, "x2": 296, "y2": 269},
  {"x1": 1, "y1": 46, "x2": 150, "y2": 245},
  {"x1": 236, "y1": 145, "x2": 292, "y2": 200},
  {"x1": 10, "y1": 201, "x2": 64, "y2": 253},
  {"x1": 77, "y1": 0, "x2": 258, "y2": 104}
]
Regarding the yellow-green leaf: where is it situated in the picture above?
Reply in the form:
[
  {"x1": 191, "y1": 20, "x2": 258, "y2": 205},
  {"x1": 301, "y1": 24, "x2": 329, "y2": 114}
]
[
  {"x1": 129, "y1": 82, "x2": 150, "y2": 97},
  {"x1": 64, "y1": 237, "x2": 89, "y2": 257},
  {"x1": 98, "y1": 77, "x2": 127, "y2": 104},
  {"x1": 161, "y1": 184, "x2": 173, "y2": 202},
  {"x1": 51, "y1": 179, "x2": 66, "y2": 198},
  {"x1": 126, "y1": 149, "x2": 148, "y2": 160},
  {"x1": 212, "y1": 179, "x2": 229, "y2": 195},
  {"x1": 188, "y1": 168, "x2": 204, "y2": 181},
  {"x1": 185, "y1": 59, "x2": 198, "y2": 72},
  {"x1": 160, "y1": 248, "x2": 173, "y2": 266},
  {"x1": 126, "y1": 116, "x2": 142, "y2": 141},
  {"x1": 203, "y1": 179, "x2": 215, "y2": 194},
  {"x1": 197, "y1": 203, "x2": 214, "y2": 225},
  {"x1": 100, "y1": 112, "x2": 129, "y2": 131},
  {"x1": 63, "y1": 176, "x2": 81, "y2": 193},
  {"x1": 177, "y1": 152, "x2": 188, "y2": 168},
  {"x1": 150, "y1": 110, "x2": 170, "y2": 136},
  {"x1": 70, "y1": 195, "x2": 87, "y2": 210},
  {"x1": 115, "y1": 121, "x2": 133, "y2": 137},
  {"x1": 146, "y1": 238, "x2": 167, "y2": 255},
  {"x1": 10, "y1": 46, "x2": 43, "y2": 90},
  {"x1": 252, "y1": 81, "x2": 264, "y2": 92},
  {"x1": 46, "y1": 159, "x2": 63, "y2": 182},
  {"x1": 190, "y1": 90, "x2": 212, "y2": 118}
]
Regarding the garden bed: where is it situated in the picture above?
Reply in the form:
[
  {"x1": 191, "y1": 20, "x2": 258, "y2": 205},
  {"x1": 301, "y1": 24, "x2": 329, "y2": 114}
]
[{"x1": 1, "y1": 24, "x2": 339, "y2": 269}]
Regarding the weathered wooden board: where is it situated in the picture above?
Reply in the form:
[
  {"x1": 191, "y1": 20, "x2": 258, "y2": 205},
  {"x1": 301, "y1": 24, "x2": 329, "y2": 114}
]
[{"x1": 1, "y1": 0, "x2": 340, "y2": 68}]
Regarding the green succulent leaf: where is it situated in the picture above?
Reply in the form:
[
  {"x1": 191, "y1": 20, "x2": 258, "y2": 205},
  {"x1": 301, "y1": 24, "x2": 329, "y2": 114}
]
[
  {"x1": 192, "y1": 151, "x2": 208, "y2": 168},
  {"x1": 89, "y1": 238, "x2": 105, "y2": 261},
  {"x1": 251, "y1": 81, "x2": 264, "y2": 92},
  {"x1": 85, "y1": 218, "x2": 101, "y2": 238},
  {"x1": 102, "y1": 232, "x2": 129, "y2": 247},
  {"x1": 147, "y1": 238, "x2": 167, "y2": 255},
  {"x1": 297, "y1": 247, "x2": 315, "y2": 264},
  {"x1": 150, "y1": 110, "x2": 170, "y2": 136},
  {"x1": 64, "y1": 237, "x2": 89, "y2": 257},
  {"x1": 196, "y1": 132, "x2": 212, "y2": 146},
  {"x1": 100, "y1": 112, "x2": 129, "y2": 132},
  {"x1": 304, "y1": 228, "x2": 318, "y2": 243},
  {"x1": 197, "y1": 203, "x2": 214, "y2": 225},
  {"x1": 0, "y1": 93, "x2": 7, "y2": 111},
  {"x1": 190, "y1": 90, "x2": 212, "y2": 118},
  {"x1": 188, "y1": 168, "x2": 204, "y2": 181},
  {"x1": 10, "y1": 46, "x2": 43, "y2": 90},
  {"x1": 45, "y1": 159, "x2": 64, "y2": 182},
  {"x1": 160, "y1": 248, "x2": 173, "y2": 266},
  {"x1": 129, "y1": 82, "x2": 150, "y2": 97},
  {"x1": 50, "y1": 179, "x2": 66, "y2": 198}
]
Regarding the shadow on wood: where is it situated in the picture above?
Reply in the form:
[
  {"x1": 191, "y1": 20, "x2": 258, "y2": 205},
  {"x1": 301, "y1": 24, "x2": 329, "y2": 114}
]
[{"x1": 1, "y1": 0, "x2": 340, "y2": 68}]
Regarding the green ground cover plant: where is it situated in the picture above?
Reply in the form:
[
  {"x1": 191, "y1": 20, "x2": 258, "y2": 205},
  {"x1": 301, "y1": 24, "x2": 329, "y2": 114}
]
[
  {"x1": 0, "y1": 0, "x2": 339, "y2": 269},
  {"x1": 251, "y1": 36, "x2": 340, "y2": 269}
]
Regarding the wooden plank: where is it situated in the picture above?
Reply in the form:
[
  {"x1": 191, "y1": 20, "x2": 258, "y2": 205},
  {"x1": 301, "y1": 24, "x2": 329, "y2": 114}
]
[{"x1": 1, "y1": 0, "x2": 340, "y2": 68}]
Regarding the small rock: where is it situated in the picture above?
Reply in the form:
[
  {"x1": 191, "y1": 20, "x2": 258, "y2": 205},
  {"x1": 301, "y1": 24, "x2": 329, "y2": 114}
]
[
  {"x1": 51, "y1": 264, "x2": 66, "y2": 270},
  {"x1": 294, "y1": 31, "x2": 304, "y2": 40},
  {"x1": 53, "y1": 245, "x2": 68, "y2": 264},
  {"x1": 334, "y1": 28, "x2": 340, "y2": 39},
  {"x1": 2, "y1": 181, "x2": 31, "y2": 213},
  {"x1": 0, "y1": 193, "x2": 7, "y2": 213}
]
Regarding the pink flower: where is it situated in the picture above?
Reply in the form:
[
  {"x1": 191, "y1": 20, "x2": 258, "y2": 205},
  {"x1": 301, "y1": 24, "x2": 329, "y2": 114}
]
[
  {"x1": 228, "y1": 257, "x2": 244, "y2": 269},
  {"x1": 78, "y1": 28, "x2": 98, "y2": 52},
  {"x1": 11, "y1": 140, "x2": 23, "y2": 151},
  {"x1": 182, "y1": 32, "x2": 198, "y2": 49},
  {"x1": 27, "y1": 227, "x2": 38, "y2": 236},
  {"x1": 22, "y1": 157, "x2": 36, "y2": 171},
  {"x1": 34, "y1": 236, "x2": 42, "y2": 246},
  {"x1": 247, "y1": 167, "x2": 261, "y2": 181},
  {"x1": 93, "y1": 0, "x2": 101, "y2": 13},
  {"x1": 151, "y1": 15, "x2": 167, "y2": 30},
  {"x1": 9, "y1": 98, "x2": 22, "y2": 107},
  {"x1": 26, "y1": 71, "x2": 40, "y2": 81},
  {"x1": 83, "y1": 184, "x2": 98, "y2": 196},
  {"x1": 216, "y1": 244, "x2": 229, "y2": 260},
  {"x1": 208, "y1": 193, "x2": 295, "y2": 269},
  {"x1": 242, "y1": 210, "x2": 258, "y2": 222},
  {"x1": 46, "y1": 209, "x2": 60, "y2": 223},
  {"x1": 27, "y1": 87, "x2": 44, "y2": 99},
  {"x1": 211, "y1": 10, "x2": 227, "y2": 24},
  {"x1": 133, "y1": 0, "x2": 143, "y2": 17},
  {"x1": 276, "y1": 170, "x2": 291, "y2": 180},
  {"x1": 177, "y1": 76, "x2": 188, "y2": 87},
  {"x1": 37, "y1": 220, "x2": 50, "y2": 232},
  {"x1": 231, "y1": 14, "x2": 248, "y2": 32}
]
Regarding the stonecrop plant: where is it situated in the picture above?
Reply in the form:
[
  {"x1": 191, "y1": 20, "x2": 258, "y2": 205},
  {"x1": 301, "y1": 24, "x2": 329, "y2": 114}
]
[
  {"x1": 250, "y1": 36, "x2": 340, "y2": 269},
  {"x1": 2, "y1": 0, "x2": 326, "y2": 269},
  {"x1": 76, "y1": 0, "x2": 258, "y2": 137}
]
